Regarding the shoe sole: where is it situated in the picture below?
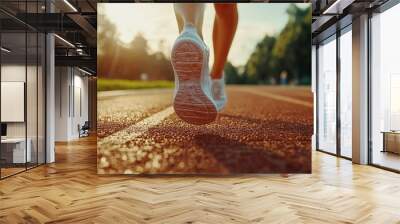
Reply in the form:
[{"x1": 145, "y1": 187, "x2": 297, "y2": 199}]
[{"x1": 171, "y1": 40, "x2": 217, "y2": 125}]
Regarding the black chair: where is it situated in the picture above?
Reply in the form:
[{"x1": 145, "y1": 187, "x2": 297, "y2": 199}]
[{"x1": 79, "y1": 121, "x2": 90, "y2": 138}]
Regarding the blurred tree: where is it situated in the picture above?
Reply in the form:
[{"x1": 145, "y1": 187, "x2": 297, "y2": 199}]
[
  {"x1": 272, "y1": 4, "x2": 311, "y2": 84},
  {"x1": 97, "y1": 9, "x2": 118, "y2": 55},
  {"x1": 243, "y1": 36, "x2": 276, "y2": 84},
  {"x1": 225, "y1": 62, "x2": 241, "y2": 84},
  {"x1": 98, "y1": 15, "x2": 174, "y2": 81},
  {"x1": 130, "y1": 33, "x2": 149, "y2": 56},
  {"x1": 242, "y1": 4, "x2": 311, "y2": 85},
  {"x1": 97, "y1": 9, "x2": 119, "y2": 79},
  {"x1": 99, "y1": 4, "x2": 311, "y2": 85}
]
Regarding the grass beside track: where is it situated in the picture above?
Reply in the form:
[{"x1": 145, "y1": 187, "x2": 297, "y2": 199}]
[{"x1": 98, "y1": 79, "x2": 174, "y2": 91}]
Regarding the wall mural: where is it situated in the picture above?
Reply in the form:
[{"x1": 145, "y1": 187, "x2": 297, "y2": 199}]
[{"x1": 97, "y1": 3, "x2": 313, "y2": 174}]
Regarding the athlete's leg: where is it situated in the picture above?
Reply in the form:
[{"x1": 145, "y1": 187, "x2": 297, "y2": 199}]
[
  {"x1": 210, "y1": 3, "x2": 238, "y2": 79},
  {"x1": 174, "y1": 3, "x2": 205, "y2": 39},
  {"x1": 208, "y1": 3, "x2": 238, "y2": 111},
  {"x1": 172, "y1": 3, "x2": 217, "y2": 124}
]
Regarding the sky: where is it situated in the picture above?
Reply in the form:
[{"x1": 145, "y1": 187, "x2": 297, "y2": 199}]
[{"x1": 99, "y1": 3, "x2": 310, "y2": 67}]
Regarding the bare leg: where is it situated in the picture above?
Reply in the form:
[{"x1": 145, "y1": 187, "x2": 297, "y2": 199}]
[
  {"x1": 210, "y1": 3, "x2": 238, "y2": 79},
  {"x1": 174, "y1": 3, "x2": 205, "y2": 39},
  {"x1": 172, "y1": 3, "x2": 218, "y2": 125}
]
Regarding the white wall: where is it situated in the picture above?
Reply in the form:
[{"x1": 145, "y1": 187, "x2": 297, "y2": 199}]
[
  {"x1": 72, "y1": 73, "x2": 89, "y2": 138},
  {"x1": 1, "y1": 65, "x2": 31, "y2": 139},
  {"x1": 1, "y1": 65, "x2": 26, "y2": 140},
  {"x1": 55, "y1": 66, "x2": 69, "y2": 141},
  {"x1": 55, "y1": 67, "x2": 89, "y2": 141}
]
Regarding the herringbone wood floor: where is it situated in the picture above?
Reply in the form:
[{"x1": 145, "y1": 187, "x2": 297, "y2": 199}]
[{"x1": 0, "y1": 136, "x2": 400, "y2": 223}]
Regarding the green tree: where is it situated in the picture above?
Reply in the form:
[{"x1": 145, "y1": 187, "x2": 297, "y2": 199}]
[
  {"x1": 225, "y1": 62, "x2": 241, "y2": 84},
  {"x1": 241, "y1": 4, "x2": 311, "y2": 85},
  {"x1": 244, "y1": 36, "x2": 276, "y2": 84},
  {"x1": 272, "y1": 4, "x2": 311, "y2": 84}
]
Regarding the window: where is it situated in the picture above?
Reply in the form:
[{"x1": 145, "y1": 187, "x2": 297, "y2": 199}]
[
  {"x1": 0, "y1": 1, "x2": 46, "y2": 179},
  {"x1": 339, "y1": 27, "x2": 352, "y2": 158},
  {"x1": 370, "y1": 3, "x2": 400, "y2": 171},
  {"x1": 317, "y1": 35, "x2": 337, "y2": 154}
]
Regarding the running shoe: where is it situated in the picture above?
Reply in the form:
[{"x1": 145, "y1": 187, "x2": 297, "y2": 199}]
[
  {"x1": 171, "y1": 25, "x2": 218, "y2": 125},
  {"x1": 212, "y1": 73, "x2": 227, "y2": 111}
]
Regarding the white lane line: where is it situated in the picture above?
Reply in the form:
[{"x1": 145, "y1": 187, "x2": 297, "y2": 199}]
[
  {"x1": 235, "y1": 88, "x2": 313, "y2": 108},
  {"x1": 98, "y1": 106, "x2": 174, "y2": 147}
]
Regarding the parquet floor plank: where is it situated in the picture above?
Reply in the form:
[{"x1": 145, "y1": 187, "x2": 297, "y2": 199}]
[{"x1": 0, "y1": 136, "x2": 399, "y2": 223}]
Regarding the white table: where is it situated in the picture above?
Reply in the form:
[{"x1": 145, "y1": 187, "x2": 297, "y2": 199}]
[{"x1": 1, "y1": 138, "x2": 31, "y2": 163}]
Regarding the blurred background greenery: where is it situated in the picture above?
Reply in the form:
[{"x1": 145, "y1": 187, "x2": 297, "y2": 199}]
[
  {"x1": 97, "y1": 79, "x2": 174, "y2": 91},
  {"x1": 227, "y1": 4, "x2": 311, "y2": 85},
  {"x1": 98, "y1": 4, "x2": 311, "y2": 91}
]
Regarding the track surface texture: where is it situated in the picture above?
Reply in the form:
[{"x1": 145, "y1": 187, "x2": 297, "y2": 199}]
[{"x1": 98, "y1": 86, "x2": 313, "y2": 174}]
